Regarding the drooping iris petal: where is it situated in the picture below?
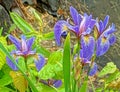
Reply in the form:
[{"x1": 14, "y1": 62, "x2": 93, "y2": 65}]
[
  {"x1": 27, "y1": 36, "x2": 35, "y2": 51},
  {"x1": 8, "y1": 35, "x2": 21, "y2": 50},
  {"x1": 96, "y1": 37, "x2": 110, "y2": 56},
  {"x1": 6, "y1": 56, "x2": 18, "y2": 71},
  {"x1": 53, "y1": 80, "x2": 62, "y2": 88},
  {"x1": 80, "y1": 35, "x2": 95, "y2": 60},
  {"x1": 89, "y1": 63, "x2": 98, "y2": 76},
  {"x1": 34, "y1": 54, "x2": 45, "y2": 71},
  {"x1": 70, "y1": 6, "x2": 79, "y2": 25},
  {"x1": 109, "y1": 34, "x2": 116, "y2": 45},
  {"x1": 54, "y1": 20, "x2": 69, "y2": 46},
  {"x1": 61, "y1": 31, "x2": 67, "y2": 39}
]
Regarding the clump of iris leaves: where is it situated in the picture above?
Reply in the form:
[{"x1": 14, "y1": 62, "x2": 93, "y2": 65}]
[{"x1": 0, "y1": 6, "x2": 120, "y2": 92}]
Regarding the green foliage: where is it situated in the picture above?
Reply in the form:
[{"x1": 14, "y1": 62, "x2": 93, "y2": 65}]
[
  {"x1": 0, "y1": 42, "x2": 39, "y2": 92},
  {"x1": 10, "y1": 71, "x2": 28, "y2": 92},
  {"x1": 98, "y1": 62, "x2": 120, "y2": 91},
  {"x1": 38, "y1": 50, "x2": 63, "y2": 80},
  {"x1": 79, "y1": 81, "x2": 88, "y2": 92},
  {"x1": 98, "y1": 62, "x2": 117, "y2": 77},
  {"x1": 63, "y1": 33, "x2": 71, "y2": 92},
  {"x1": 10, "y1": 12, "x2": 35, "y2": 33}
]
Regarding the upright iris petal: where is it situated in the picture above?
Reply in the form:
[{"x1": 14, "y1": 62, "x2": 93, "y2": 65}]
[{"x1": 8, "y1": 35, "x2": 21, "y2": 50}]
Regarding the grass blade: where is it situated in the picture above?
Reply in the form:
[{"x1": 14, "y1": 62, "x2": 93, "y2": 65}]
[{"x1": 63, "y1": 33, "x2": 71, "y2": 92}]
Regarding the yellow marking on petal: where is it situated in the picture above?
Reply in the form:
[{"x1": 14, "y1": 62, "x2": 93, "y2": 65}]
[
  {"x1": 93, "y1": 26, "x2": 99, "y2": 40},
  {"x1": 62, "y1": 25, "x2": 68, "y2": 31},
  {"x1": 84, "y1": 35, "x2": 90, "y2": 44},
  {"x1": 101, "y1": 37, "x2": 107, "y2": 44}
]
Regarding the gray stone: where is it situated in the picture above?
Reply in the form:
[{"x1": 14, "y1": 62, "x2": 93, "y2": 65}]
[{"x1": 0, "y1": 5, "x2": 11, "y2": 35}]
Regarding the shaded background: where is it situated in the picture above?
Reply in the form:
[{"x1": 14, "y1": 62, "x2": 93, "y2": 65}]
[{"x1": 0, "y1": 0, "x2": 120, "y2": 68}]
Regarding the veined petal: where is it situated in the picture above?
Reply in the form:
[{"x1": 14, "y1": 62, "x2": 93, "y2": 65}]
[
  {"x1": 34, "y1": 54, "x2": 45, "y2": 71},
  {"x1": 27, "y1": 36, "x2": 35, "y2": 51},
  {"x1": 89, "y1": 19, "x2": 96, "y2": 29},
  {"x1": 109, "y1": 34, "x2": 116, "y2": 45},
  {"x1": 89, "y1": 63, "x2": 98, "y2": 76},
  {"x1": 82, "y1": 28, "x2": 92, "y2": 35},
  {"x1": 70, "y1": 6, "x2": 79, "y2": 25},
  {"x1": 53, "y1": 80, "x2": 62, "y2": 88},
  {"x1": 54, "y1": 20, "x2": 69, "y2": 46},
  {"x1": 80, "y1": 35, "x2": 95, "y2": 60},
  {"x1": 96, "y1": 37, "x2": 110, "y2": 56},
  {"x1": 103, "y1": 15, "x2": 109, "y2": 28},
  {"x1": 8, "y1": 35, "x2": 21, "y2": 50},
  {"x1": 6, "y1": 56, "x2": 18, "y2": 70},
  {"x1": 21, "y1": 35, "x2": 28, "y2": 52},
  {"x1": 99, "y1": 20, "x2": 104, "y2": 33},
  {"x1": 103, "y1": 23, "x2": 116, "y2": 37}
]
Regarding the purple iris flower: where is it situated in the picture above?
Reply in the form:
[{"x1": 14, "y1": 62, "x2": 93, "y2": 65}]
[
  {"x1": 6, "y1": 35, "x2": 45, "y2": 71},
  {"x1": 95, "y1": 15, "x2": 116, "y2": 56},
  {"x1": 8, "y1": 35, "x2": 36, "y2": 57},
  {"x1": 54, "y1": 6, "x2": 96, "y2": 46}
]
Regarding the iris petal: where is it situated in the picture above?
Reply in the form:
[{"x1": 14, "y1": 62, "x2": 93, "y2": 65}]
[
  {"x1": 81, "y1": 35, "x2": 95, "y2": 60},
  {"x1": 53, "y1": 80, "x2": 62, "y2": 88},
  {"x1": 99, "y1": 20, "x2": 104, "y2": 33},
  {"x1": 109, "y1": 34, "x2": 116, "y2": 45},
  {"x1": 21, "y1": 35, "x2": 28, "y2": 52},
  {"x1": 54, "y1": 20, "x2": 69, "y2": 46},
  {"x1": 96, "y1": 37, "x2": 110, "y2": 56},
  {"x1": 8, "y1": 35, "x2": 21, "y2": 50},
  {"x1": 89, "y1": 63, "x2": 98, "y2": 76},
  {"x1": 34, "y1": 54, "x2": 45, "y2": 71},
  {"x1": 6, "y1": 56, "x2": 18, "y2": 70},
  {"x1": 103, "y1": 15, "x2": 109, "y2": 28},
  {"x1": 70, "y1": 6, "x2": 79, "y2": 25},
  {"x1": 27, "y1": 37, "x2": 35, "y2": 51}
]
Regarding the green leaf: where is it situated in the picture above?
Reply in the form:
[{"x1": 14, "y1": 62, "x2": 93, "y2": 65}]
[
  {"x1": 36, "y1": 45, "x2": 50, "y2": 58},
  {"x1": 0, "y1": 27, "x2": 3, "y2": 36},
  {"x1": 63, "y1": 33, "x2": 71, "y2": 92},
  {"x1": 0, "y1": 50, "x2": 6, "y2": 70},
  {"x1": 43, "y1": 32, "x2": 54, "y2": 40},
  {"x1": 0, "y1": 86, "x2": 14, "y2": 92},
  {"x1": 98, "y1": 62, "x2": 117, "y2": 77},
  {"x1": 0, "y1": 74, "x2": 12, "y2": 86},
  {"x1": 48, "y1": 50, "x2": 62, "y2": 64},
  {"x1": 10, "y1": 71, "x2": 28, "y2": 92},
  {"x1": 18, "y1": 57, "x2": 27, "y2": 72},
  {"x1": 106, "y1": 70, "x2": 120, "y2": 83},
  {"x1": 38, "y1": 64, "x2": 55, "y2": 80},
  {"x1": 79, "y1": 81, "x2": 88, "y2": 92},
  {"x1": 10, "y1": 12, "x2": 35, "y2": 33}
]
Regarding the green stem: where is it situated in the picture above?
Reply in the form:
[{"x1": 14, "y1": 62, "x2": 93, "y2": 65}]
[
  {"x1": 0, "y1": 42, "x2": 38, "y2": 92},
  {"x1": 90, "y1": 78, "x2": 96, "y2": 92}
]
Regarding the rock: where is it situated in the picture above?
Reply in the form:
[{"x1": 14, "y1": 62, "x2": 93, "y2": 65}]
[
  {"x1": 0, "y1": 5, "x2": 12, "y2": 35},
  {"x1": 37, "y1": 0, "x2": 59, "y2": 17}
]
